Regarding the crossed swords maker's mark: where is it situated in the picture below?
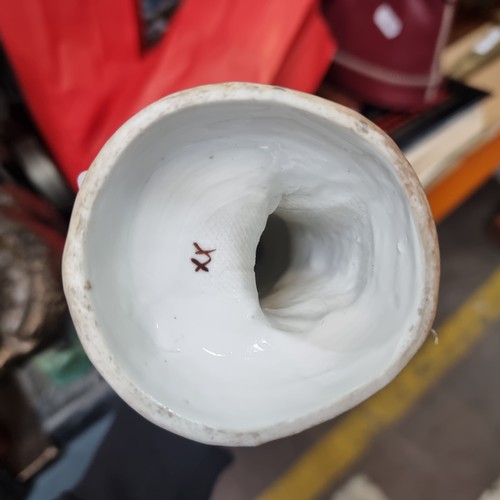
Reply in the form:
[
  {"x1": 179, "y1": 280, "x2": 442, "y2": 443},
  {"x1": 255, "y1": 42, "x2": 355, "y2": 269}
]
[{"x1": 191, "y1": 242, "x2": 216, "y2": 272}]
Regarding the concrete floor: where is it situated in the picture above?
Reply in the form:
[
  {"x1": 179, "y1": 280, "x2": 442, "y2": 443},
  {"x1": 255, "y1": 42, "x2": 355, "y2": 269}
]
[{"x1": 212, "y1": 179, "x2": 500, "y2": 500}]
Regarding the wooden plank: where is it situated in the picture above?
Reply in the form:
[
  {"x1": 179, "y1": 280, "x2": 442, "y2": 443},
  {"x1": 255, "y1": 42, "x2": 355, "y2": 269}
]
[
  {"x1": 424, "y1": 20, "x2": 500, "y2": 222},
  {"x1": 425, "y1": 132, "x2": 500, "y2": 223}
]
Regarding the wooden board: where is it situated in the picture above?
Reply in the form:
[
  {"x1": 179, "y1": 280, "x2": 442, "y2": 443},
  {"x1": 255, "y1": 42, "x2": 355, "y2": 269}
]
[{"x1": 424, "y1": 20, "x2": 500, "y2": 222}]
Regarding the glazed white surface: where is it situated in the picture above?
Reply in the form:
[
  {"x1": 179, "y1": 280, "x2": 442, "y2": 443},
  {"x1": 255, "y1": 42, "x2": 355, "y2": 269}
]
[{"x1": 83, "y1": 99, "x2": 424, "y2": 432}]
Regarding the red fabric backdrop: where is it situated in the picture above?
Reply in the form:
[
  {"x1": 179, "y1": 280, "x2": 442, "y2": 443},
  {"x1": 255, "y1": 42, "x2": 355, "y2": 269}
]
[{"x1": 0, "y1": 1, "x2": 334, "y2": 189}]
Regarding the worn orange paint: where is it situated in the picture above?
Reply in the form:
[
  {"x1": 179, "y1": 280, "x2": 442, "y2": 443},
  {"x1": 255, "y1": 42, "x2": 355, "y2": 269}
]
[{"x1": 426, "y1": 132, "x2": 500, "y2": 223}]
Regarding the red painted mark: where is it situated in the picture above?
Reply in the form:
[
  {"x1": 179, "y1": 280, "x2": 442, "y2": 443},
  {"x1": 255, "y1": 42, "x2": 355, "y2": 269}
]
[{"x1": 191, "y1": 242, "x2": 216, "y2": 272}]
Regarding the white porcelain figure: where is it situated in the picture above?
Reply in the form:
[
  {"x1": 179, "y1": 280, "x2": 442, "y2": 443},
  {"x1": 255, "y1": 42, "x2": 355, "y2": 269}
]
[{"x1": 62, "y1": 83, "x2": 439, "y2": 446}]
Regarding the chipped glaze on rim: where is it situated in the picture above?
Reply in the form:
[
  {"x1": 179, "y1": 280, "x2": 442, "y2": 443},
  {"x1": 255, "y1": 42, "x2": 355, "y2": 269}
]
[{"x1": 62, "y1": 83, "x2": 440, "y2": 446}]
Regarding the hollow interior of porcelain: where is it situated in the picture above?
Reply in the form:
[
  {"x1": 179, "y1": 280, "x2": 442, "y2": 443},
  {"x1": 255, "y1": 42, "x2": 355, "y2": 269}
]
[{"x1": 84, "y1": 99, "x2": 425, "y2": 433}]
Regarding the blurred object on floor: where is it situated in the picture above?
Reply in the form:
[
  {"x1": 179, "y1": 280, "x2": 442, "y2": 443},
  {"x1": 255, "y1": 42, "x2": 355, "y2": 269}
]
[
  {"x1": 15, "y1": 319, "x2": 114, "y2": 443},
  {"x1": 0, "y1": 185, "x2": 67, "y2": 370},
  {"x1": 58, "y1": 400, "x2": 232, "y2": 500},
  {"x1": 479, "y1": 475, "x2": 500, "y2": 500},
  {"x1": 0, "y1": 0, "x2": 335, "y2": 190},
  {"x1": 322, "y1": 0, "x2": 457, "y2": 109},
  {"x1": 0, "y1": 373, "x2": 58, "y2": 482},
  {"x1": 27, "y1": 412, "x2": 116, "y2": 500},
  {"x1": 0, "y1": 318, "x2": 115, "y2": 494},
  {"x1": 331, "y1": 474, "x2": 390, "y2": 500}
]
